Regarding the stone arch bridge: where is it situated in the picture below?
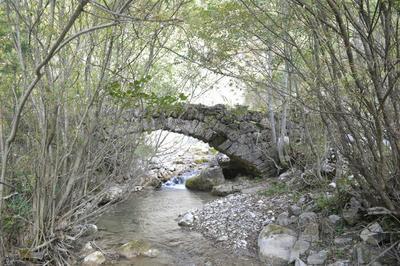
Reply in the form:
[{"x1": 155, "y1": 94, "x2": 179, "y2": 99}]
[{"x1": 131, "y1": 104, "x2": 289, "y2": 177}]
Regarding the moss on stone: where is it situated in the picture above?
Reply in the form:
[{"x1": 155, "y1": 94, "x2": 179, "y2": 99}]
[
  {"x1": 185, "y1": 175, "x2": 213, "y2": 191},
  {"x1": 194, "y1": 158, "x2": 209, "y2": 164}
]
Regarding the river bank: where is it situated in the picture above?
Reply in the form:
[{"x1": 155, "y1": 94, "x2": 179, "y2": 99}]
[{"x1": 177, "y1": 168, "x2": 399, "y2": 265}]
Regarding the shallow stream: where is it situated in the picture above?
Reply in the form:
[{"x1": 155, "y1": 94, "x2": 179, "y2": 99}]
[{"x1": 96, "y1": 170, "x2": 261, "y2": 265}]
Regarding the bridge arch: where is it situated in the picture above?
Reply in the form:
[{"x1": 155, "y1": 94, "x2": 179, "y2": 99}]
[{"x1": 133, "y1": 104, "x2": 280, "y2": 177}]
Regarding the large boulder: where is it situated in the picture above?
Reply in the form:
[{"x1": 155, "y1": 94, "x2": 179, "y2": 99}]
[
  {"x1": 185, "y1": 166, "x2": 224, "y2": 191},
  {"x1": 258, "y1": 224, "x2": 297, "y2": 265}
]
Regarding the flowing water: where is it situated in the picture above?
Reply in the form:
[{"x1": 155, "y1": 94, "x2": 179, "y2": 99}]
[{"x1": 96, "y1": 170, "x2": 262, "y2": 265}]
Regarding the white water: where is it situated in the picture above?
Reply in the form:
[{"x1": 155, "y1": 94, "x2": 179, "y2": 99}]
[{"x1": 163, "y1": 169, "x2": 201, "y2": 190}]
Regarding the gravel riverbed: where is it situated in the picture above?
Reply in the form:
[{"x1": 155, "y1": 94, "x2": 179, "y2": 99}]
[{"x1": 182, "y1": 192, "x2": 291, "y2": 257}]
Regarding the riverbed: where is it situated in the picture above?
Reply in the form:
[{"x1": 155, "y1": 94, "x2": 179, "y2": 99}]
[{"x1": 96, "y1": 171, "x2": 262, "y2": 265}]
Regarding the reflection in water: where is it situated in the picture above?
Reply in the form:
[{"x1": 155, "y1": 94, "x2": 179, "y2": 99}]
[{"x1": 96, "y1": 172, "x2": 261, "y2": 265}]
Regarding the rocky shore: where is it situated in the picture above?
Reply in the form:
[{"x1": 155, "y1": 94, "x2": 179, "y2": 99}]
[{"x1": 178, "y1": 170, "x2": 399, "y2": 265}]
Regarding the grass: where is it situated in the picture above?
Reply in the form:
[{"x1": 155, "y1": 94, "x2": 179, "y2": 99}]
[
  {"x1": 314, "y1": 190, "x2": 350, "y2": 215},
  {"x1": 258, "y1": 181, "x2": 289, "y2": 197},
  {"x1": 315, "y1": 194, "x2": 338, "y2": 212}
]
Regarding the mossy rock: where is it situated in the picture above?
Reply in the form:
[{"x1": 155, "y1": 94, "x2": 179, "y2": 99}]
[
  {"x1": 118, "y1": 240, "x2": 151, "y2": 259},
  {"x1": 185, "y1": 167, "x2": 225, "y2": 191},
  {"x1": 194, "y1": 158, "x2": 209, "y2": 164},
  {"x1": 185, "y1": 175, "x2": 214, "y2": 191}
]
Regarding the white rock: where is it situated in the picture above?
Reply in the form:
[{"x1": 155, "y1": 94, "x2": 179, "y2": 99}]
[
  {"x1": 329, "y1": 182, "x2": 337, "y2": 188},
  {"x1": 178, "y1": 212, "x2": 194, "y2": 226},
  {"x1": 258, "y1": 224, "x2": 297, "y2": 264},
  {"x1": 83, "y1": 251, "x2": 106, "y2": 265},
  {"x1": 360, "y1": 222, "x2": 384, "y2": 245}
]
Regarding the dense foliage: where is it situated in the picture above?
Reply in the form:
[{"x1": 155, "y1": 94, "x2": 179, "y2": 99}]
[{"x1": 0, "y1": 0, "x2": 399, "y2": 263}]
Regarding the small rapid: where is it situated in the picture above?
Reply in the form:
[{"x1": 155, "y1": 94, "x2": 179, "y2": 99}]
[{"x1": 162, "y1": 169, "x2": 200, "y2": 190}]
